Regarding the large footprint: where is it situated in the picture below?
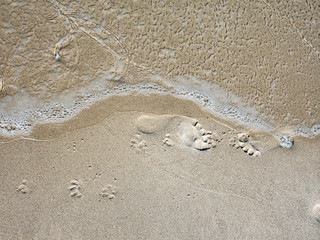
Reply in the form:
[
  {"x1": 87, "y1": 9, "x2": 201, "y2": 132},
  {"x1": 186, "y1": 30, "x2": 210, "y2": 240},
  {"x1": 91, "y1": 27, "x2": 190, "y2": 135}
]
[
  {"x1": 177, "y1": 118, "x2": 215, "y2": 150},
  {"x1": 136, "y1": 114, "x2": 216, "y2": 151}
]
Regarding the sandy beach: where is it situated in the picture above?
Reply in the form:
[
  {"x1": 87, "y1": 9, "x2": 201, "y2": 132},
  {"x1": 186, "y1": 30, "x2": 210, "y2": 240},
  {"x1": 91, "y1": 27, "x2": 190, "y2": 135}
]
[
  {"x1": 1, "y1": 94, "x2": 320, "y2": 239},
  {"x1": 1, "y1": 0, "x2": 320, "y2": 239}
]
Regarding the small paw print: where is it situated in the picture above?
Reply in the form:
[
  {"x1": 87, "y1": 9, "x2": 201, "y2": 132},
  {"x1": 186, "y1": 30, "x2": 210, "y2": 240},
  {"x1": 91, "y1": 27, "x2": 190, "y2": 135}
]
[
  {"x1": 130, "y1": 134, "x2": 147, "y2": 153},
  {"x1": 17, "y1": 179, "x2": 29, "y2": 194},
  {"x1": 68, "y1": 179, "x2": 83, "y2": 198},
  {"x1": 100, "y1": 185, "x2": 117, "y2": 199},
  {"x1": 163, "y1": 134, "x2": 174, "y2": 146}
]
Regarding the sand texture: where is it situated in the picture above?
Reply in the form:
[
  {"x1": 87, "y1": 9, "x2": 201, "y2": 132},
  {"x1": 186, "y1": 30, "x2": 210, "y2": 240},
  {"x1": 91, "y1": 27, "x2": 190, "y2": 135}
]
[
  {"x1": 1, "y1": 0, "x2": 320, "y2": 239},
  {"x1": 0, "y1": 0, "x2": 319, "y2": 136},
  {"x1": 1, "y1": 109, "x2": 320, "y2": 239}
]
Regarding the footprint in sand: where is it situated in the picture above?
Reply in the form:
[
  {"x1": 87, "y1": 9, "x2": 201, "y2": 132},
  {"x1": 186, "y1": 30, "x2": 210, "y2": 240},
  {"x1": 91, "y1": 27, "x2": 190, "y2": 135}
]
[
  {"x1": 136, "y1": 114, "x2": 217, "y2": 151},
  {"x1": 16, "y1": 179, "x2": 29, "y2": 194},
  {"x1": 229, "y1": 132, "x2": 260, "y2": 156},
  {"x1": 68, "y1": 179, "x2": 83, "y2": 198},
  {"x1": 177, "y1": 118, "x2": 215, "y2": 150}
]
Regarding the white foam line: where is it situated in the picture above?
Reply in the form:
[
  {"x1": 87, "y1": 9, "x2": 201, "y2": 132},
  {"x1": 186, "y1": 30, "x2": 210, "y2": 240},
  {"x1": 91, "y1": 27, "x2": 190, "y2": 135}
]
[
  {"x1": 0, "y1": 82, "x2": 318, "y2": 143},
  {"x1": 0, "y1": 82, "x2": 269, "y2": 135}
]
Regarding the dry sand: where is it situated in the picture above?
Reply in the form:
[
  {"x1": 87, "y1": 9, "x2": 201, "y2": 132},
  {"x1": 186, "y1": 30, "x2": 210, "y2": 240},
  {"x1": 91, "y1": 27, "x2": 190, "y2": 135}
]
[
  {"x1": 1, "y1": 94, "x2": 320, "y2": 239},
  {"x1": 1, "y1": 0, "x2": 320, "y2": 239}
]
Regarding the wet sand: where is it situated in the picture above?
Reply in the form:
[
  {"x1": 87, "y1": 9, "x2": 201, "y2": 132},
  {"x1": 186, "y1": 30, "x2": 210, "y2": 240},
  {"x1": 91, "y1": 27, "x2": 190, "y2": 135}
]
[
  {"x1": 1, "y1": 0, "x2": 320, "y2": 136},
  {"x1": 1, "y1": 0, "x2": 320, "y2": 239}
]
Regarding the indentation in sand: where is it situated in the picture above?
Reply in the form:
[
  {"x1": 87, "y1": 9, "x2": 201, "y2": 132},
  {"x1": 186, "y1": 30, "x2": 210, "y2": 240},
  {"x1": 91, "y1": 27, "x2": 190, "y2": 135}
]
[
  {"x1": 229, "y1": 132, "x2": 260, "y2": 156},
  {"x1": 100, "y1": 185, "x2": 117, "y2": 199},
  {"x1": 178, "y1": 119, "x2": 215, "y2": 150},
  {"x1": 130, "y1": 134, "x2": 147, "y2": 153},
  {"x1": 163, "y1": 133, "x2": 174, "y2": 146},
  {"x1": 68, "y1": 179, "x2": 83, "y2": 198},
  {"x1": 137, "y1": 115, "x2": 171, "y2": 134},
  {"x1": 16, "y1": 179, "x2": 29, "y2": 194},
  {"x1": 312, "y1": 203, "x2": 320, "y2": 222},
  {"x1": 136, "y1": 114, "x2": 217, "y2": 151}
]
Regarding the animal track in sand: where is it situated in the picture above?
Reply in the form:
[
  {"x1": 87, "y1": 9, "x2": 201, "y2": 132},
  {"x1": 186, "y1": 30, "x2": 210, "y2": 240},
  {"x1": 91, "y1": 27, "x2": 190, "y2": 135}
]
[
  {"x1": 136, "y1": 114, "x2": 217, "y2": 151},
  {"x1": 163, "y1": 134, "x2": 174, "y2": 146},
  {"x1": 16, "y1": 179, "x2": 29, "y2": 194},
  {"x1": 229, "y1": 133, "x2": 260, "y2": 156},
  {"x1": 100, "y1": 185, "x2": 117, "y2": 199},
  {"x1": 130, "y1": 134, "x2": 147, "y2": 153},
  {"x1": 68, "y1": 179, "x2": 83, "y2": 198},
  {"x1": 66, "y1": 139, "x2": 78, "y2": 151}
]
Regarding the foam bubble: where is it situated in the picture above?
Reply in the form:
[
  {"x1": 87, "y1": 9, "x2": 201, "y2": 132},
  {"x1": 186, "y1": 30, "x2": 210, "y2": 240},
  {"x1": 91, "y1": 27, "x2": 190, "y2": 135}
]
[
  {"x1": 311, "y1": 124, "x2": 320, "y2": 135},
  {"x1": 274, "y1": 133, "x2": 293, "y2": 148}
]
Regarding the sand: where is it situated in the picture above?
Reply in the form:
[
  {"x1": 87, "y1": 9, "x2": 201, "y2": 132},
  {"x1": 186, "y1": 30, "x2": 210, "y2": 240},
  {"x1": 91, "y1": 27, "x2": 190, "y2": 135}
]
[
  {"x1": 1, "y1": 0, "x2": 320, "y2": 137},
  {"x1": 1, "y1": 95, "x2": 320, "y2": 239},
  {"x1": 1, "y1": 0, "x2": 320, "y2": 239}
]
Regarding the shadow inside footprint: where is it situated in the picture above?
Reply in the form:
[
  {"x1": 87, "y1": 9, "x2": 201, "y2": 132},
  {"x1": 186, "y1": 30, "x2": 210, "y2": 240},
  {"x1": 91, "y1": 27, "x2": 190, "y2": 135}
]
[
  {"x1": 178, "y1": 119, "x2": 214, "y2": 150},
  {"x1": 136, "y1": 114, "x2": 216, "y2": 151}
]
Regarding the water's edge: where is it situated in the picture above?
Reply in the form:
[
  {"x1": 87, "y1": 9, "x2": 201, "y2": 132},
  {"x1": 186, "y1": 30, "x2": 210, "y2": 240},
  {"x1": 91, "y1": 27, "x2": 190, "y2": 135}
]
[{"x1": 0, "y1": 80, "x2": 319, "y2": 147}]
